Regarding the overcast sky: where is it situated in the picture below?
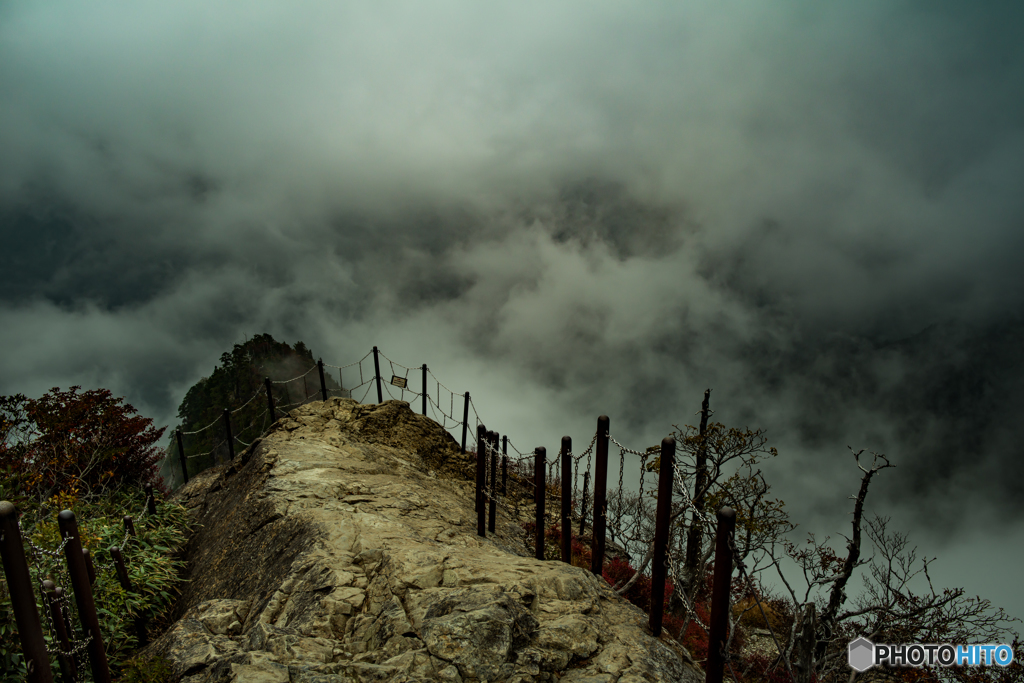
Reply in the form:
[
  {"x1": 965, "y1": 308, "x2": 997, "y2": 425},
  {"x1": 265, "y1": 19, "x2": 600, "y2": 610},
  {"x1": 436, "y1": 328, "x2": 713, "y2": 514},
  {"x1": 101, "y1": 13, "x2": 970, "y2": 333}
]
[{"x1": 2, "y1": 1, "x2": 1022, "y2": 631}]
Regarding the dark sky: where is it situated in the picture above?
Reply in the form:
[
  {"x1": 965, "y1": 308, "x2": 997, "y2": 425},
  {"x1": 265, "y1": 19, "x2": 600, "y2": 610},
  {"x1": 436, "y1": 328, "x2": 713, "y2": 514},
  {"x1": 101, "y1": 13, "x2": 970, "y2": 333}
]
[{"x1": 2, "y1": 2, "x2": 1022, "y2": 629}]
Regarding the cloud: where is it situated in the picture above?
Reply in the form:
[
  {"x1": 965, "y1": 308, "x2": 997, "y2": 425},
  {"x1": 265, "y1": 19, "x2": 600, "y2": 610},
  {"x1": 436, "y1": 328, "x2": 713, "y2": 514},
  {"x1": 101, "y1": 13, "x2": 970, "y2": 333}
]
[{"x1": 1, "y1": 0, "x2": 1023, "y2": 620}]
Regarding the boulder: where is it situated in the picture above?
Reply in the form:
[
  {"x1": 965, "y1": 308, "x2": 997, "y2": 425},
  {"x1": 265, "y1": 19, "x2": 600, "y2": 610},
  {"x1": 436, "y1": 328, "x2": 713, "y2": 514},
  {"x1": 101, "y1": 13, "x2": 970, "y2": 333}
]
[{"x1": 141, "y1": 398, "x2": 703, "y2": 683}]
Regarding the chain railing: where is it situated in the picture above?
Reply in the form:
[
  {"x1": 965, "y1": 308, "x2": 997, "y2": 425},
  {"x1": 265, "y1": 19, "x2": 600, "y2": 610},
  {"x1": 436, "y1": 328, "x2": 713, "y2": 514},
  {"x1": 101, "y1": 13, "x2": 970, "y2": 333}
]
[
  {"x1": 1, "y1": 484, "x2": 170, "y2": 683},
  {"x1": 4, "y1": 342, "x2": 767, "y2": 682},
  {"x1": 145, "y1": 345, "x2": 772, "y2": 680}
]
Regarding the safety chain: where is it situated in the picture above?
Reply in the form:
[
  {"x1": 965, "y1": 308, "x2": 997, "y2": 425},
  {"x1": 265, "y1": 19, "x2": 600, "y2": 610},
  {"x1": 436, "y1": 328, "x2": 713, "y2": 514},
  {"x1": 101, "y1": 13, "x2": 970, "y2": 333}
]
[
  {"x1": 179, "y1": 412, "x2": 222, "y2": 436},
  {"x1": 234, "y1": 408, "x2": 270, "y2": 447},
  {"x1": 229, "y1": 384, "x2": 266, "y2": 415},
  {"x1": 426, "y1": 369, "x2": 463, "y2": 400},
  {"x1": 270, "y1": 364, "x2": 318, "y2": 383},
  {"x1": 21, "y1": 522, "x2": 81, "y2": 658},
  {"x1": 665, "y1": 551, "x2": 710, "y2": 633},
  {"x1": 608, "y1": 434, "x2": 661, "y2": 459},
  {"x1": 376, "y1": 349, "x2": 416, "y2": 372},
  {"x1": 323, "y1": 349, "x2": 373, "y2": 371},
  {"x1": 14, "y1": 495, "x2": 154, "y2": 661},
  {"x1": 579, "y1": 434, "x2": 595, "y2": 518},
  {"x1": 426, "y1": 393, "x2": 462, "y2": 431},
  {"x1": 673, "y1": 468, "x2": 715, "y2": 529}
]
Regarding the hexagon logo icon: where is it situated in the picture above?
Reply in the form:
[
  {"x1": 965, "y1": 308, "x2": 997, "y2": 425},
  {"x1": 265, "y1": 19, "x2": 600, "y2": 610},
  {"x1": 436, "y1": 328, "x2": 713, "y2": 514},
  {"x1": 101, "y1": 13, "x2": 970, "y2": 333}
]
[{"x1": 848, "y1": 637, "x2": 875, "y2": 672}]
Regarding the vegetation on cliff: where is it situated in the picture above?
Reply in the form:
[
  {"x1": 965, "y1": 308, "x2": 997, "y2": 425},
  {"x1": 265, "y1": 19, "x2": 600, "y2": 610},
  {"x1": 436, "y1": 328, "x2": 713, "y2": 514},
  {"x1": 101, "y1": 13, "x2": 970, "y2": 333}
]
[{"x1": 162, "y1": 333, "x2": 345, "y2": 486}]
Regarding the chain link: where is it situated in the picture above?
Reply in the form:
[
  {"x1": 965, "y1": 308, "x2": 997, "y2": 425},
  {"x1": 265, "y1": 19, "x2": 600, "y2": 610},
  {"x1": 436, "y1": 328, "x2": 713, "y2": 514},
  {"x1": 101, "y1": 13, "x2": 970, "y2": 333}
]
[
  {"x1": 376, "y1": 349, "x2": 417, "y2": 372},
  {"x1": 179, "y1": 412, "x2": 222, "y2": 436},
  {"x1": 229, "y1": 384, "x2": 266, "y2": 415},
  {"x1": 666, "y1": 551, "x2": 711, "y2": 634},
  {"x1": 270, "y1": 364, "x2": 318, "y2": 384},
  {"x1": 12, "y1": 489, "x2": 157, "y2": 664},
  {"x1": 323, "y1": 350, "x2": 372, "y2": 371}
]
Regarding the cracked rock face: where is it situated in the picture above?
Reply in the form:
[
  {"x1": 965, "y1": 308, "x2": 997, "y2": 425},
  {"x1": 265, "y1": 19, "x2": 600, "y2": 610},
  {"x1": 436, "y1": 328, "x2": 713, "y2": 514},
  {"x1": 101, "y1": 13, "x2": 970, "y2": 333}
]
[{"x1": 141, "y1": 398, "x2": 702, "y2": 683}]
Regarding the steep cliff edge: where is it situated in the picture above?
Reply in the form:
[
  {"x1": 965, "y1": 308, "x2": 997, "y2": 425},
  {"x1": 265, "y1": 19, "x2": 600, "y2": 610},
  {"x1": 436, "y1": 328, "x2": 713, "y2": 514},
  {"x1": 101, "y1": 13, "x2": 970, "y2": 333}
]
[{"x1": 141, "y1": 397, "x2": 702, "y2": 683}]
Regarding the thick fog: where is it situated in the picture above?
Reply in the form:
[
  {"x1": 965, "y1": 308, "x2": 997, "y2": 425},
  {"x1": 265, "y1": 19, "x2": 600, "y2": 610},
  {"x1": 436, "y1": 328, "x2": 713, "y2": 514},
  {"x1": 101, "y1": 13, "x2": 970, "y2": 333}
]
[{"x1": 2, "y1": 1, "x2": 1022, "y2": 626}]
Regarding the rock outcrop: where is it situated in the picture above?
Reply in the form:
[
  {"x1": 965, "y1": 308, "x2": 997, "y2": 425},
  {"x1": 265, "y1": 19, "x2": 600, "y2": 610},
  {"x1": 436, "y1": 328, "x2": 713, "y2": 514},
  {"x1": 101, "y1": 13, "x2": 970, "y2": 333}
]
[{"x1": 141, "y1": 398, "x2": 703, "y2": 683}]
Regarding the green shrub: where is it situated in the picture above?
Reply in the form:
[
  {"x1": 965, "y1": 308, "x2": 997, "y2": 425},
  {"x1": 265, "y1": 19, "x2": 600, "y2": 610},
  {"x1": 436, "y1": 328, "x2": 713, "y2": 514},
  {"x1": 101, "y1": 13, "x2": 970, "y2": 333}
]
[
  {"x1": 0, "y1": 483, "x2": 197, "y2": 683},
  {"x1": 117, "y1": 651, "x2": 176, "y2": 683}
]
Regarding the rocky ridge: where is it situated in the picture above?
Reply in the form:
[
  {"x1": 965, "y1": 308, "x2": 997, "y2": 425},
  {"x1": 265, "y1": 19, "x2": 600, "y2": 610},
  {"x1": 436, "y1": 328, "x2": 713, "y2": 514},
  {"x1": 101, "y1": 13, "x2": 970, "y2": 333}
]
[{"x1": 140, "y1": 397, "x2": 703, "y2": 683}]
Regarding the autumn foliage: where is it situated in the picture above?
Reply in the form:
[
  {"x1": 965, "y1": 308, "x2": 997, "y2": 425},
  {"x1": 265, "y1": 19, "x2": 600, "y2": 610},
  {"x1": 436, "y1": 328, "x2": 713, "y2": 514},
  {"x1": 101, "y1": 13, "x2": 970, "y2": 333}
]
[{"x1": 0, "y1": 386, "x2": 169, "y2": 513}]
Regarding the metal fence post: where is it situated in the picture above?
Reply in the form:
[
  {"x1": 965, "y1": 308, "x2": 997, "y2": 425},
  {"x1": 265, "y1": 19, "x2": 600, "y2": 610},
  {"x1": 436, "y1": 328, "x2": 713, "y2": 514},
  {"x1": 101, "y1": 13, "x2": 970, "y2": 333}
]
[
  {"x1": 590, "y1": 415, "x2": 610, "y2": 576},
  {"x1": 707, "y1": 507, "x2": 737, "y2": 683},
  {"x1": 421, "y1": 364, "x2": 428, "y2": 415},
  {"x1": 535, "y1": 447, "x2": 546, "y2": 561},
  {"x1": 372, "y1": 346, "x2": 383, "y2": 403},
  {"x1": 501, "y1": 435, "x2": 508, "y2": 496},
  {"x1": 83, "y1": 548, "x2": 96, "y2": 585},
  {"x1": 561, "y1": 436, "x2": 572, "y2": 564},
  {"x1": 0, "y1": 502, "x2": 55, "y2": 683},
  {"x1": 176, "y1": 429, "x2": 189, "y2": 485},
  {"x1": 110, "y1": 546, "x2": 133, "y2": 592},
  {"x1": 461, "y1": 392, "x2": 470, "y2": 454},
  {"x1": 489, "y1": 431, "x2": 498, "y2": 533},
  {"x1": 223, "y1": 409, "x2": 235, "y2": 462},
  {"x1": 476, "y1": 424, "x2": 487, "y2": 535},
  {"x1": 123, "y1": 516, "x2": 137, "y2": 547},
  {"x1": 265, "y1": 377, "x2": 277, "y2": 424},
  {"x1": 145, "y1": 485, "x2": 157, "y2": 519},
  {"x1": 42, "y1": 580, "x2": 76, "y2": 683},
  {"x1": 57, "y1": 510, "x2": 111, "y2": 683},
  {"x1": 650, "y1": 436, "x2": 675, "y2": 637},
  {"x1": 318, "y1": 358, "x2": 328, "y2": 402},
  {"x1": 109, "y1": 545, "x2": 148, "y2": 646}
]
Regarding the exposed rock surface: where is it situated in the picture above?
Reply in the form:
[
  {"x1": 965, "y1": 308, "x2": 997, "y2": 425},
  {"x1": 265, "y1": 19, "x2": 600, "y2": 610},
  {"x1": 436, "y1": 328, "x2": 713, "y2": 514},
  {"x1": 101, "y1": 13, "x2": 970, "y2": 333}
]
[{"x1": 142, "y1": 398, "x2": 703, "y2": 683}]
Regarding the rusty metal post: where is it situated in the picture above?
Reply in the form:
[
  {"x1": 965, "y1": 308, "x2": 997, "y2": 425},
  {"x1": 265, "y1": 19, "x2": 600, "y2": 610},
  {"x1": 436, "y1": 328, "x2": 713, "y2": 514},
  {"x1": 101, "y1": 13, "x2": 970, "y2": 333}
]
[
  {"x1": 579, "y1": 471, "x2": 589, "y2": 537},
  {"x1": 0, "y1": 502, "x2": 55, "y2": 683},
  {"x1": 476, "y1": 423, "x2": 487, "y2": 536},
  {"x1": 223, "y1": 409, "x2": 235, "y2": 462},
  {"x1": 265, "y1": 377, "x2": 277, "y2": 424},
  {"x1": 123, "y1": 515, "x2": 137, "y2": 548},
  {"x1": 57, "y1": 509, "x2": 111, "y2": 683},
  {"x1": 145, "y1": 485, "x2": 157, "y2": 518},
  {"x1": 650, "y1": 436, "x2": 676, "y2": 637},
  {"x1": 534, "y1": 447, "x2": 546, "y2": 561},
  {"x1": 318, "y1": 358, "x2": 328, "y2": 402},
  {"x1": 489, "y1": 431, "x2": 498, "y2": 533},
  {"x1": 110, "y1": 547, "x2": 133, "y2": 592},
  {"x1": 176, "y1": 428, "x2": 189, "y2": 485},
  {"x1": 422, "y1": 364, "x2": 428, "y2": 415},
  {"x1": 561, "y1": 436, "x2": 572, "y2": 564},
  {"x1": 707, "y1": 507, "x2": 737, "y2": 683},
  {"x1": 461, "y1": 392, "x2": 470, "y2": 454},
  {"x1": 590, "y1": 415, "x2": 610, "y2": 576},
  {"x1": 502, "y1": 435, "x2": 508, "y2": 496},
  {"x1": 42, "y1": 580, "x2": 77, "y2": 683},
  {"x1": 83, "y1": 548, "x2": 96, "y2": 585},
  {"x1": 372, "y1": 346, "x2": 383, "y2": 403},
  {"x1": 110, "y1": 548, "x2": 149, "y2": 646}
]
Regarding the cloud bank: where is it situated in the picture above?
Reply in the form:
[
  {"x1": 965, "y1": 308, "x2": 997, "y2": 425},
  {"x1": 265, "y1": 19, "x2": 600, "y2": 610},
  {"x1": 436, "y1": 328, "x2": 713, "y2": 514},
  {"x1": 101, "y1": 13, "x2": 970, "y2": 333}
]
[{"x1": 2, "y1": 0, "x2": 1022, "y2": 619}]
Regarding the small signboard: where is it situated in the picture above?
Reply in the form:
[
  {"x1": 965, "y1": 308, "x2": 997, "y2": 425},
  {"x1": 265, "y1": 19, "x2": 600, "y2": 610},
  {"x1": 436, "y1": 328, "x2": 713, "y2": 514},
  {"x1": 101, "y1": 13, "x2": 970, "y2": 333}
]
[{"x1": 390, "y1": 375, "x2": 407, "y2": 388}]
